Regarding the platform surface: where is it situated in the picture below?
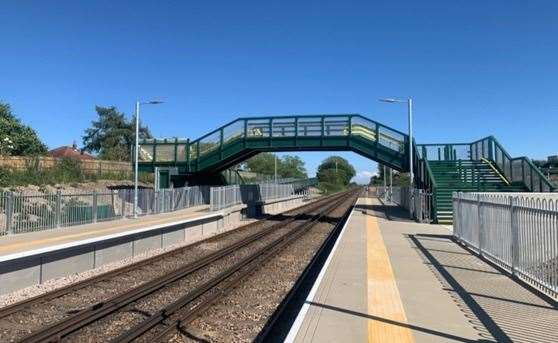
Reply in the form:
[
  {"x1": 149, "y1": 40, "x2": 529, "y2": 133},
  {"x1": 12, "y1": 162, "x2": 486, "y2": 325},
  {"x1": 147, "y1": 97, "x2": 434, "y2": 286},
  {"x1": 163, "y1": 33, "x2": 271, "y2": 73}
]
[
  {"x1": 288, "y1": 197, "x2": 558, "y2": 343},
  {"x1": 0, "y1": 205, "x2": 216, "y2": 261}
]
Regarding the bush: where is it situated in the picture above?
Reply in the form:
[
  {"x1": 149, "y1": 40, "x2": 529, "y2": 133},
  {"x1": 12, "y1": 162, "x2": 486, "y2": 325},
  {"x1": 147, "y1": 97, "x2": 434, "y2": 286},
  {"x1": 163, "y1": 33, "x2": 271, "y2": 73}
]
[{"x1": 52, "y1": 157, "x2": 84, "y2": 183}]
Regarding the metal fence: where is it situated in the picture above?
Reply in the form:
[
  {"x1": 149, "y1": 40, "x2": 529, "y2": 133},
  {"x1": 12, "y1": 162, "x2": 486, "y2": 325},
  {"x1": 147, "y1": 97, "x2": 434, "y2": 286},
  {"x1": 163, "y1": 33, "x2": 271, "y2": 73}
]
[
  {"x1": 209, "y1": 183, "x2": 301, "y2": 211},
  {"x1": 453, "y1": 192, "x2": 558, "y2": 299},
  {"x1": 209, "y1": 185, "x2": 243, "y2": 211},
  {"x1": 374, "y1": 186, "x2": 433, "y2": 223},
  {"x1": 0, "y1": 186, "x2": 209, "y2": 236},
  {"x1": 0, "y1": 183, "x2": 306, "y2": 235}
]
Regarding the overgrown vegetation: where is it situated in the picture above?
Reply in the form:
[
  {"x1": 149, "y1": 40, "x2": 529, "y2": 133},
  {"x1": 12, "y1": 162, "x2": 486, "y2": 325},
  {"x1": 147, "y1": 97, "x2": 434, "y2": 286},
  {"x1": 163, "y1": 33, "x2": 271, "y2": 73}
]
[
  {"x1": 316, "y1": 156, "x2": 356, "y2": 194},
  {"x1": 0, "y1": 157, "x2": 152, "y2": 188}
]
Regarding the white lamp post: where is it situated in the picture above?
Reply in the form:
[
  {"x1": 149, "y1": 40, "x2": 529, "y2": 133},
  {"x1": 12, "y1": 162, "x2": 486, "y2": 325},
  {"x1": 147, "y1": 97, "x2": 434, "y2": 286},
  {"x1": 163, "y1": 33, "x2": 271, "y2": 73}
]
[
  {"x1": 379, "y1": 97, "x2": 414, "y2": 217},
  {"x1": 134, "y1": 100, "x2": 164, "y2": 219}
]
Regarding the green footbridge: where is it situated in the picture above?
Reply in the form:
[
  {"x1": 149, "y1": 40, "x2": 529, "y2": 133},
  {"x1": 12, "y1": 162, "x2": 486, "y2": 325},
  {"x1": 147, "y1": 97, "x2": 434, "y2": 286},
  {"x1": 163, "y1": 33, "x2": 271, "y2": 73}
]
[{"x1": 138, "y1": 114, "x2": 555, "y2": 223}]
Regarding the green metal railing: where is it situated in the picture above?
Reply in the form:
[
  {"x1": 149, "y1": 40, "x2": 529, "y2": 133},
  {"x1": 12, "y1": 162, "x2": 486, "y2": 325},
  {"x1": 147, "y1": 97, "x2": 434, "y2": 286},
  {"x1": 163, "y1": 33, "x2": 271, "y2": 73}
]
[
  {"x1": 138, "y1": 114, "x2": 409, "y2": 173},
  {"x1": 471, "y1": 136, "x2": 555, "y2": 192},
  {"x1": 413, "y1": 142, "x2": 438, "y2": 220},
  {"x1": 414, "y1": 136, "x2": 555, "y2": 224},
  {"x1": 416, "y1": 137, "x2": 555, "y2": 192},
  {"x1": 417, "y1": 143, "x2": 472, "y2": 161}
]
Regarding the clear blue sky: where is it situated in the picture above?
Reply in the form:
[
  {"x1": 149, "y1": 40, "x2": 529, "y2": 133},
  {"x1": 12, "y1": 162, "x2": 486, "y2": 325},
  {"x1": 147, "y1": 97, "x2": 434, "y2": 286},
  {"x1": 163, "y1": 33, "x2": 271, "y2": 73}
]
[{"x1": 1, "y1": 1, "x2": 557, "y2": 183}]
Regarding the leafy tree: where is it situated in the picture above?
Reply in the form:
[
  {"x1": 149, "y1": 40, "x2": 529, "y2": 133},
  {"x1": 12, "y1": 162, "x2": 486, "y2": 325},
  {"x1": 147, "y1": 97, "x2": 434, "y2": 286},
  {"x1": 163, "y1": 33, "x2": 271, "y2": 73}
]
[
  {"x1": 0, "y1": 102, "x2": 48, "y2": 156},
  {"x1": 317, "y1": 168, "x2": 347, "y2": 193},
  {"x1": 316, "y1": 156, "x2": 356, "y2": 193},
  {"x1": 278, "y1": 155, "x2": 307, "y2": 178},
  {"x1": 82, "y1": 106, "x2": 152, "y2": 161},
  {"x1": 317, "y1": 156, "x2": 355, "y2": 186},
  {"x1": 244, "y1": 152, "x2": 276, "y2": 175},
  {"x1": 244, "y1": 153, "x2": 307, "y2": 179}
]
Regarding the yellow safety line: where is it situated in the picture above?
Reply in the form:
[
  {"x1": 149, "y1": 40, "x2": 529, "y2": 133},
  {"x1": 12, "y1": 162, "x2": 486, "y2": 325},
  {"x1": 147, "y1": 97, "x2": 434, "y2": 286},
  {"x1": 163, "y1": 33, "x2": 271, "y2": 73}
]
[{"x1": 367, "y1": 213, "x2": 414, "y2": 343}]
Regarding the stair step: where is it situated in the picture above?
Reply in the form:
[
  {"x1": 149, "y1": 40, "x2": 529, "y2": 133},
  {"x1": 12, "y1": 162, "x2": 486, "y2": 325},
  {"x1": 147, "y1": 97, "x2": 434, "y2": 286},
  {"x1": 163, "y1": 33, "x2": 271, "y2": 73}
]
[{"x1": 426, "y1": 158, "x2": 532, "y2": 224}]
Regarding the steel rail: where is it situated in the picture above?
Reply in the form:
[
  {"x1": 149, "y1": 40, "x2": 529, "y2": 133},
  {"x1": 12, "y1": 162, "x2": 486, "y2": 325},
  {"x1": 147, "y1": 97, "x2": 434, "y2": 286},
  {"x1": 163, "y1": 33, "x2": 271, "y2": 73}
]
[
  {"x1": 15, "y1": 192, "x2": 349, "y2": 343},
  {"x1": 0, "y1": 194, "x2": 332, "y2": 320},
  {"x1": 114, "y1": 191, "x2": 357, "y2": 343},
  {"x1": 254, "y1": 190, "x2": 357, "y2": 342}
]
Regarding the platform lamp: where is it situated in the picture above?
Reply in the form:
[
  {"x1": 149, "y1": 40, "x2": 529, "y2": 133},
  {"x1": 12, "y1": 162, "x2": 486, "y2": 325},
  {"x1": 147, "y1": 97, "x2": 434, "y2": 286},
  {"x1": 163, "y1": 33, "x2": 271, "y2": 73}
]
[
  {"x1": 134, "y1": 100, "x2": 164, "y2": 219},
  {"x1": 379, "y1": 97, "x2": 414, "y2": 218}
]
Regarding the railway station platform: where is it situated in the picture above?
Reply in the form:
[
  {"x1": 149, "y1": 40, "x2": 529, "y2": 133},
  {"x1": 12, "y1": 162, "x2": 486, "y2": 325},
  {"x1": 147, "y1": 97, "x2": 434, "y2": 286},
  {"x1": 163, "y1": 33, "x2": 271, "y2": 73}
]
[
  {"x1": 286, "y1": 197, "x2": 558, "y2": 343},
  {"x1": 0, "y1": 195, "x2": 307, "y2": 295}
]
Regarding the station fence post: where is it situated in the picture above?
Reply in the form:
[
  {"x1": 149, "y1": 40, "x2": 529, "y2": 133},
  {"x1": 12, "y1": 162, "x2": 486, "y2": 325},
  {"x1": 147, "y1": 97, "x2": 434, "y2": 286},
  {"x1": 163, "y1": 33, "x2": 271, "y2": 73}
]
[
  {"x1": 56, "y1": 190, "x2": 62, "y2": 228},
  {"x1": 121, "y1": 190, "x2": 126, "y2": 218},
  {"x1": 477, "y1": 194, "x2": 483, "y2": 256},
  {"x1": 209, "y1": 187, "x2": 214, "y2": 211},
  {"x1": 510, "y1": 196, "x2": 519, "y2": 275},
  {"x1": 92, "y1": 191, "x2": 98, "y2": 223},
  {"x1": 6, "y1": 192, "x2": 14, "y2": 234}
]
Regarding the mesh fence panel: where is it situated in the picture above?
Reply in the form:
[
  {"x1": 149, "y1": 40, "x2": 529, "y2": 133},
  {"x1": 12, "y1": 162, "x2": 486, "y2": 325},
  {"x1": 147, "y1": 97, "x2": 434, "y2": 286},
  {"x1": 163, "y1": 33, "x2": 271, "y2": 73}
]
[{"x1": 0, "y1": 187, "x2": 210, "y2": 235}]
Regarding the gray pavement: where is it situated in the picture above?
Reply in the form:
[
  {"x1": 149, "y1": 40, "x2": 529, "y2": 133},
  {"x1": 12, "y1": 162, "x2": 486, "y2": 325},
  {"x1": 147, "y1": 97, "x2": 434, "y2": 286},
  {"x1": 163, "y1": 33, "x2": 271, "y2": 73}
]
[{"x1": 289, "y1": 197, "x2": 558, "y2": 343}]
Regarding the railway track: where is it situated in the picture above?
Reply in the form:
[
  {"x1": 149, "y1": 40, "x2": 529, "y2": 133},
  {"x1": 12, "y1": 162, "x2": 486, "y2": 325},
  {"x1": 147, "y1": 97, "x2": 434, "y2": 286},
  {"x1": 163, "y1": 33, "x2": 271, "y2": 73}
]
[
  {"x1": 1, "y1": 190, "x2": 356, "y2": 342},
  {"x1": 112, "y1": 191, "x2": 357, "y2": 343}
]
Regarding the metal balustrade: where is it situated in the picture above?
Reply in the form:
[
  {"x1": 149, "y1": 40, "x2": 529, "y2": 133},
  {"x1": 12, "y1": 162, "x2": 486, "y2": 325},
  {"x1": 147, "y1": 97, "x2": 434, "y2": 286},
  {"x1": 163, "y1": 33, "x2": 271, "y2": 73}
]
[
  {"x1": 209, "y1": 185, "x2": 243, "y2": 211},
  {"x1": 209, "y1": 183, "x2": 304, "y2": 211},
  {"x1": 417, "y1": 136, "x2": 554, "y2": 193},
  {"x1": 376, "y1": 186, "x2": 433, "y2": 223},
  {"x1": 137, "y1": 114, "x2": 409, "y2": 174},
  {"x1": 0, "y1": 187, "x2": 209, "y2": 236},
  {"x1": 453, "y1": 192, "x2": 558, "y2": 299}
]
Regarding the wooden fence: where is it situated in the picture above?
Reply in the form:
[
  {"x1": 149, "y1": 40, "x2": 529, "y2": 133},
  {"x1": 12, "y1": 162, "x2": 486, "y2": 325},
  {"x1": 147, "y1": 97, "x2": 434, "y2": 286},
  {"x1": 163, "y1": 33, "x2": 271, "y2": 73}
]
[{"x1": 0, "y1": 156, "x2": 132, "y2": 175}]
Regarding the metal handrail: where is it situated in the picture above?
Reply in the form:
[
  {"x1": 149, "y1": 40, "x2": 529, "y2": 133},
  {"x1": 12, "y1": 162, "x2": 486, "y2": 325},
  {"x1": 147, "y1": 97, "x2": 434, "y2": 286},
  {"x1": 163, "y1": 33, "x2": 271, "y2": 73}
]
[
  {"x1": 480, "y1": 157, "x2": 511, "y2": 185},
  {"x1": 186, "y1": 114, "x2": 408, "y2": 146},
  {"x1": 182, "y1": 114, "x2": 408, "y2": 169},
  {"x1": 489, "y1": 136, "x2": 554, "y2": 191}
]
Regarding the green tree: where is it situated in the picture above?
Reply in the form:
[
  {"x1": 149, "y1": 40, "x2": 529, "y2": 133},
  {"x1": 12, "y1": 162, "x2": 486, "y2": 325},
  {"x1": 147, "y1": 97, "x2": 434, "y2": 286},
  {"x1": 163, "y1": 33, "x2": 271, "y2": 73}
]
[
  {"x1": 317, "y1": 156, "x2": 356, "y2": 186},
  {"x1": 244, "y1": 152, "x2": 276, "y2": 175},
  {"x1": 244, "y1": 153, "x2": 307, "y2": 179},
  {"x1": 0, "y1": 102, "x2": 48, "y2": 156},
  {"x1": 317, "y1": 168, "x2": 347, "y2": 193},
  {"x1": 316, "y1": 156, "x2": 356, "y2": 193},
  {"x1": 278, "y1": 155, "x2": 307, "y2": 178},
  {"x1": 82, "y1": 106, "x2": 152, "y2": 161}
]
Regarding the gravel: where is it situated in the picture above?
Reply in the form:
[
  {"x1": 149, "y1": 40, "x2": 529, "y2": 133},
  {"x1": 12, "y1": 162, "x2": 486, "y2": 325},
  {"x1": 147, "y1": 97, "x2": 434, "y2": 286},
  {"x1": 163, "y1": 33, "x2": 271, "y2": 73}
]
[
  {"x1": 63, "y1": 203, "x2": 330, "y2": 342},
  {"x1": 0, "y1": 197, "x2": 324, "y2": 342},
  {"x1": 168, "y1": 195, "x2": 356, "y2": 342},
  {"x1": 0, "y1": 218, "x2": 261, "y2": 310}
]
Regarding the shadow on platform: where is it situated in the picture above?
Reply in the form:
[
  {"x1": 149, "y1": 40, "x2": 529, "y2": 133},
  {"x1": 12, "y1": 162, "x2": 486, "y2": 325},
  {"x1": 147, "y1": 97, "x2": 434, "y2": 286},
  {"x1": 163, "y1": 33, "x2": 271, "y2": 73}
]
[
  {"x1": 306, "y1": 301, "x2": 491, "y2": 343},
  {"x1": 354, "y1": 202, "x2": 413, "y2": 222},
  {"x1": 408, "y1": 233, "x2": 558, "y2": 343}
]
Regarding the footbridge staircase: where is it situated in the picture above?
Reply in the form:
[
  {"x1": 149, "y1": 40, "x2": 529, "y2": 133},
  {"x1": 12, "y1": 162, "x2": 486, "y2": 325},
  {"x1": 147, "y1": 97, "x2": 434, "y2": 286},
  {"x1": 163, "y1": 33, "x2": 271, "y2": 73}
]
[{"x1": 415, "y1": 137, "x2": 555, "y2": 223}]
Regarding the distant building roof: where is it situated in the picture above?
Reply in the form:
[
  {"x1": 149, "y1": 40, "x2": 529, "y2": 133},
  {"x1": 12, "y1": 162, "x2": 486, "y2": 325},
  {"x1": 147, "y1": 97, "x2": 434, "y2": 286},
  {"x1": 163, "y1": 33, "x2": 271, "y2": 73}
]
[{"x1": 48, "y1": 144, "x2": 96, "y2": 160}]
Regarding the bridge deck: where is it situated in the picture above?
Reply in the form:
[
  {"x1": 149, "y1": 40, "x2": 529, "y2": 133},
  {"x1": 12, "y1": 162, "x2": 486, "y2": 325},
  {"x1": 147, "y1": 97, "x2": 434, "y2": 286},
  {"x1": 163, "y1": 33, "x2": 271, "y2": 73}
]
[
  {"x1": 138, "y1": 114, "x2": 409, "y2": 174},
  {"x1": 287, "y1": 197, "x2": 558, "y2": 343}
]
